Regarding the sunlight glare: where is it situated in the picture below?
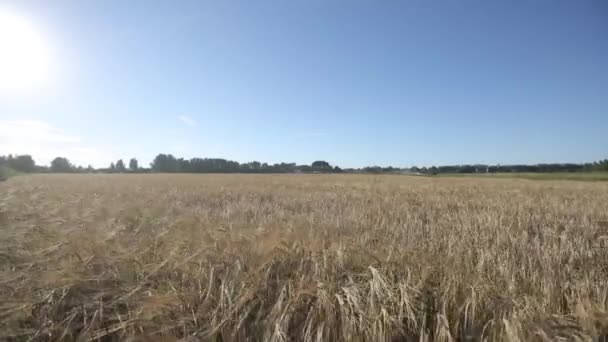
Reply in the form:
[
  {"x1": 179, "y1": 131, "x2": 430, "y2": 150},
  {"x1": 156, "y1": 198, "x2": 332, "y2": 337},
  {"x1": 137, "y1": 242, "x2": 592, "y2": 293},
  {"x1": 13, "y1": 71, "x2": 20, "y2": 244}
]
[{"x1": 0, "y1": 9, "x2": 51, "y2": 93}]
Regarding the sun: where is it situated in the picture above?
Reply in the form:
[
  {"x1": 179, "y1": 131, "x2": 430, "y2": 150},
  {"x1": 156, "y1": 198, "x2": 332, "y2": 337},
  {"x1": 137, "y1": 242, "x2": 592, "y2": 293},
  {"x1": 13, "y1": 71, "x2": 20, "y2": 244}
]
[{"x1": 0, "y1": 10, "x2": 51, "y2": 92}]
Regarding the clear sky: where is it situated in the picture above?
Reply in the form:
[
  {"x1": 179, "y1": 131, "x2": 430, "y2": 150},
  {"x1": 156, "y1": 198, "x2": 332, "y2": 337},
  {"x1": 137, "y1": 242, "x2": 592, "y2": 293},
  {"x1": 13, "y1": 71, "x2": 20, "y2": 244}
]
[{"x1": 0, "y1": 0, "x2": 606, "y2": 168}]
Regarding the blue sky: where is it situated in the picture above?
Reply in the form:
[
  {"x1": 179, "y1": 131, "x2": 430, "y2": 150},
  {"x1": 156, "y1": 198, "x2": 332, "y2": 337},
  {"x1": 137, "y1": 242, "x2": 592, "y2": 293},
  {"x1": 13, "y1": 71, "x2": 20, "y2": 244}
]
[{"x1": 0, "y1": 0, "x2": 606, "y2": 167}]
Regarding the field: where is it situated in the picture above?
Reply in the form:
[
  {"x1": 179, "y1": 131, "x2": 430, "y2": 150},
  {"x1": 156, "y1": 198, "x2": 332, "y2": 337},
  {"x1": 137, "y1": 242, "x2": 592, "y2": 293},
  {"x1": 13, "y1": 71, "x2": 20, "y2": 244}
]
[
  {"x1": 1, "y1": 174, "x2": 608, "y2": 341},
  {"x1": 436, "y1": 172, "x2": 608, "y2": 182}
]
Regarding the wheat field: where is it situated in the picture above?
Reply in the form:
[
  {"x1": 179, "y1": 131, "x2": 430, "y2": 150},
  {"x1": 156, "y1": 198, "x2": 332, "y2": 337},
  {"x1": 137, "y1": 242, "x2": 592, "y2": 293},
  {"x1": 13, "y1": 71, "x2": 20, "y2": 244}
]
[{"x1": 1, "y1": 174, "x2": 607, "y2": 341}]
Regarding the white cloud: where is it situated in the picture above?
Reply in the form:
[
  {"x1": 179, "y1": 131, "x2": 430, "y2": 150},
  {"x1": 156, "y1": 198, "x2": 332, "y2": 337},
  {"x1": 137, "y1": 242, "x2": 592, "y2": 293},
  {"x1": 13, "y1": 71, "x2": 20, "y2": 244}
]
[
  {"x1": 177, "y1": 115, "x2": 197, "y2": 127},
  {"x1": 0, "y1": 120, "x2": 115, "y2": 167}
]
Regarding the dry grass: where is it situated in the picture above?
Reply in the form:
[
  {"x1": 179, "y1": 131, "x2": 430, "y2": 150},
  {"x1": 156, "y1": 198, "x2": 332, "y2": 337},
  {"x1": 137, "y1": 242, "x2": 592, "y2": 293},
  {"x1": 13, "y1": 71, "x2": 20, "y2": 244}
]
[{"x1": 1, "y1": 174, "x2": 608, "y2": 341}]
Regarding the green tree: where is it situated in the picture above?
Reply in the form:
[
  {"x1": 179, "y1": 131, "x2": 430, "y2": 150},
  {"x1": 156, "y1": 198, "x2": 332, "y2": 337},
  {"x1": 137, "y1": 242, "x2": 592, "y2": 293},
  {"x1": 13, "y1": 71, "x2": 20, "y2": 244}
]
[
  {"x1": 129, "y1": 158, "x2": 139, "y2": 171},
  {"x1": 50, "y1": 157, "x2": 73, "y2": 173},
  {"x1": 311, "y1": 160, "x2": 332, "y2": 171},
  {"x1": 593, "y1": 159, "x2": 608, "y2": 171},
  {"x1": 116, "y1": 159, "x2": 126, "y2": 172},
  {"x1": 9, "y1": 155, "x2": 36, "y2": 172},
  {"x1": 151, "y1": 154, "x2": 179, "y2": 172}
]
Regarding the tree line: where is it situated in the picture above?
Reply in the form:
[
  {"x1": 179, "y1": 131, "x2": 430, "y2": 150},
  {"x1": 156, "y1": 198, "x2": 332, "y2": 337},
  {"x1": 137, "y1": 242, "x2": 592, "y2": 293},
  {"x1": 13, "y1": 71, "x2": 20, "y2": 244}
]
[
  {"x1": 0, "y1": 154, "x2": 341, "y2": 174},
  {"x1": 1, "y1": 153, "x2": 608, "y2": 175},
  {"x1": 149, "y1": 154, "x2": 339, "y2": 173},
  {"x1": 410, "y1": 161, "x2": 608, "y2": 174}
]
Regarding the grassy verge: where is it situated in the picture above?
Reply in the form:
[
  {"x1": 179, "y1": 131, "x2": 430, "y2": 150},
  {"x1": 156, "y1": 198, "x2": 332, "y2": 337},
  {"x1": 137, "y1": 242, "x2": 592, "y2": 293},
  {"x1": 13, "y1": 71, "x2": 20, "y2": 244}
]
[{"x1": 0, "y1": 165, "x2": 19, "y2": 181}]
